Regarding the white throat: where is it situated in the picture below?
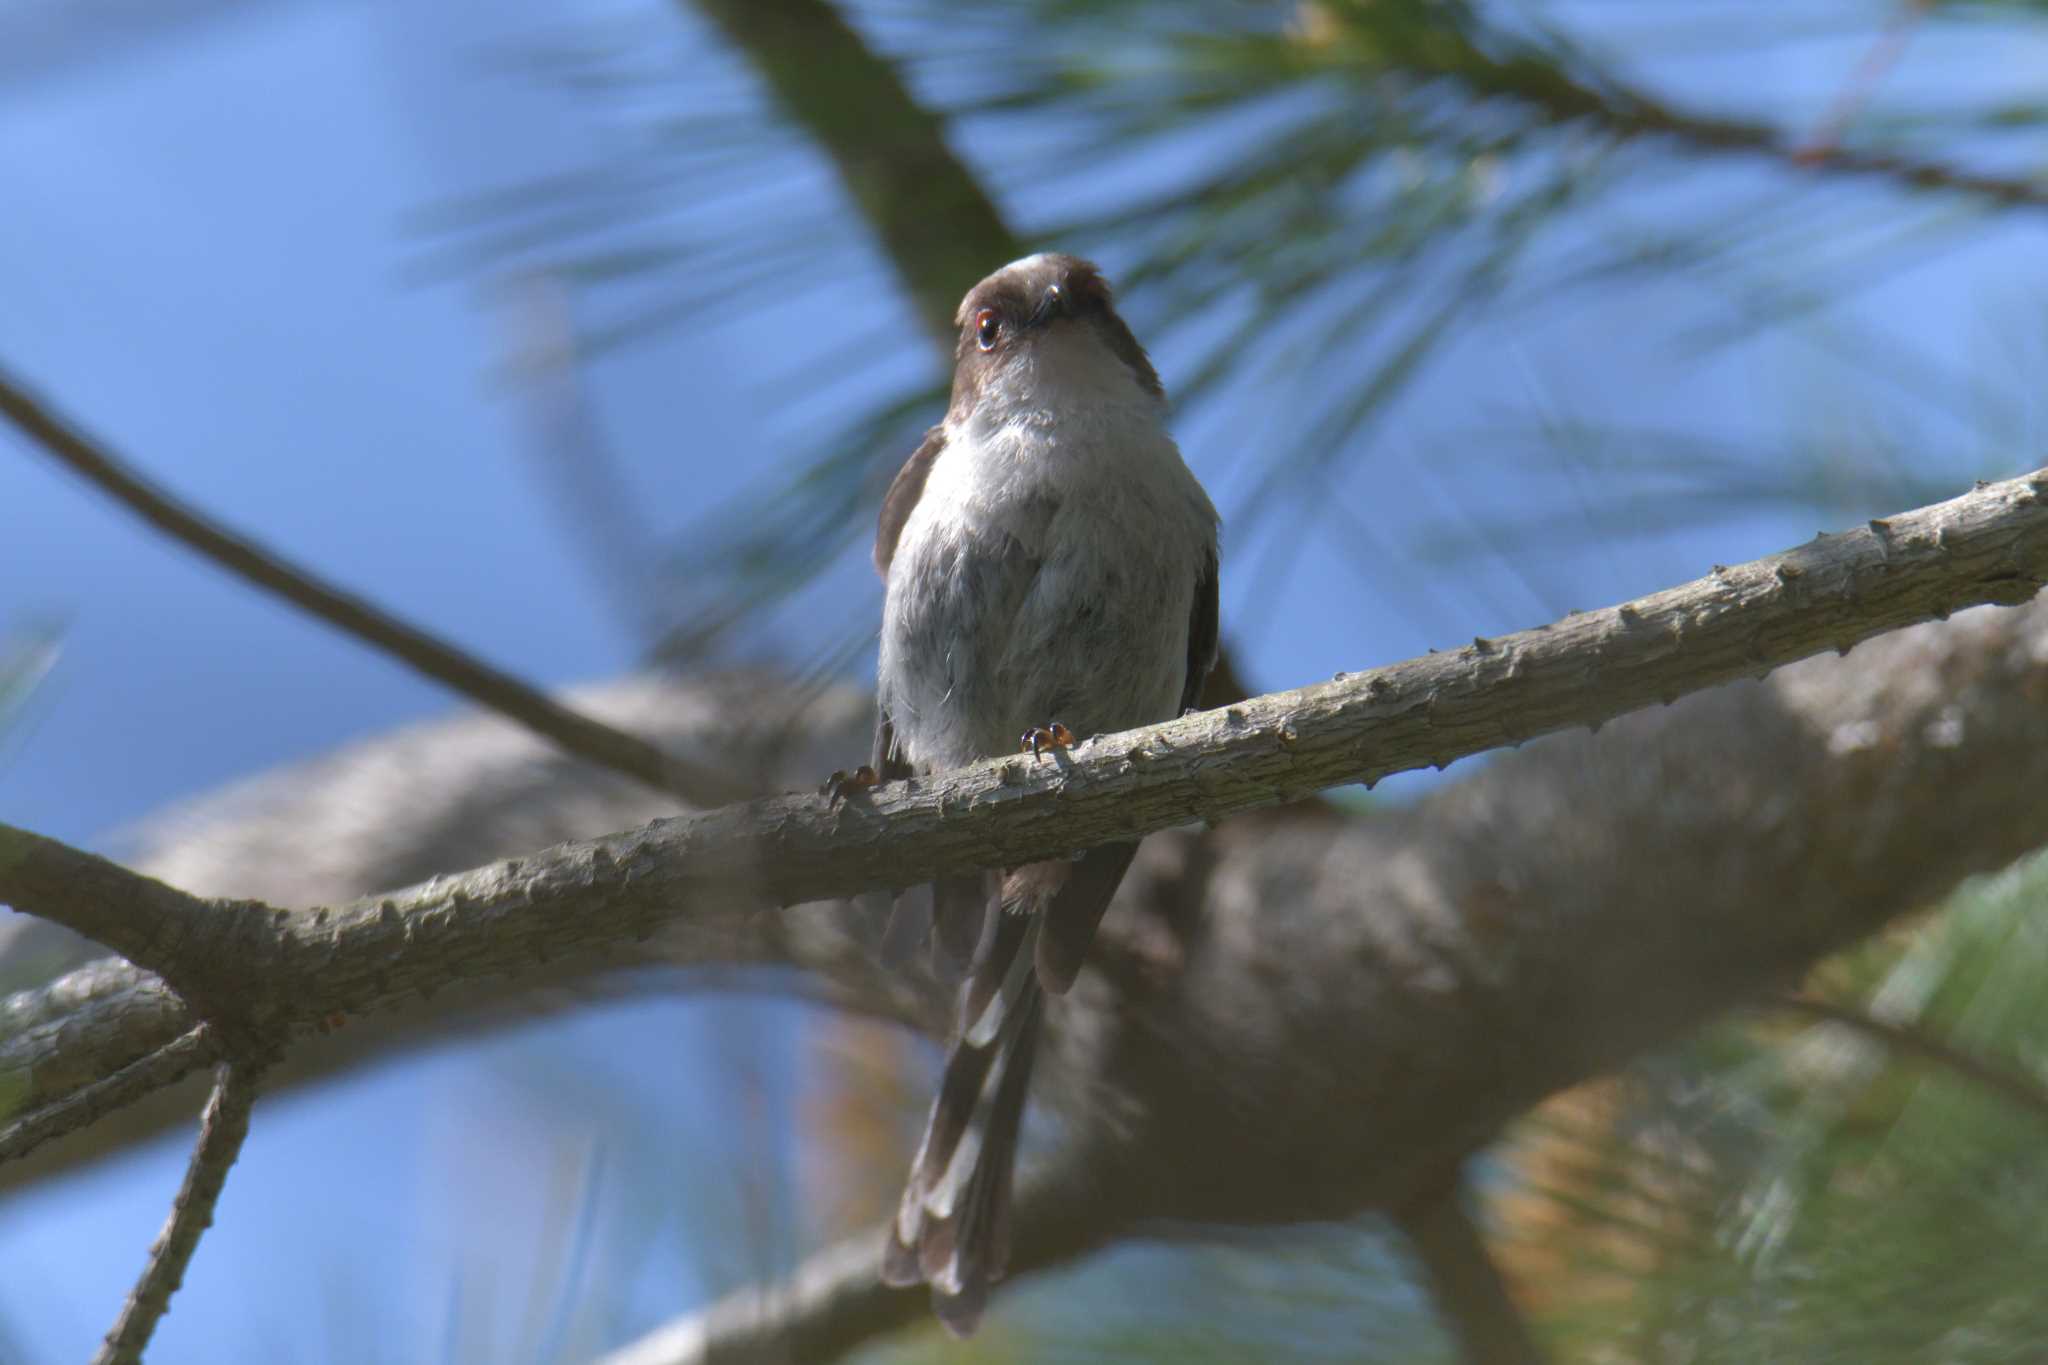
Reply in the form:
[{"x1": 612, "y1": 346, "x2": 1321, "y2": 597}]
[{"x1": 967, "y1": 323, "x2": 1162, "y2": 438}]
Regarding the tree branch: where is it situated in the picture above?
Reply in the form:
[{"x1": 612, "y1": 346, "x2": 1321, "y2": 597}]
[
  {"x1": 573, "y1": 578, "x2": 2048, "y2": 1360},
  {"x1": 1, "y1": 956, "x2": 186, "y2": 1129},
  {"x1": 0, "y1": 364, "x2": 747, "y2": 809},
  {"x1": 1396, "y1": 1184, "x2": 1546, "y2": 1365},
  {"x1": 0, "y1": 1025, "x2": 214, "y2": 1164},
  {"x1": 2, "y1": 468, "x2": 2045, "y2": 1142},
  {"x1": 688, "y1": 0, "x2": 1025, "y2": 348},
  {"x1": 92, "y1": 1058, "x2": 259, "y2": 1365},
  {"x1": 1771, "y1": 993, "x2": 2048, "y2": 1126},
  {"x1": 1616, "y1": 70, "x2": 2047, "y2": 210},
  {"x1": 1377, "y1": 13, "x2": 2048, "y2": 211},
  {"x1": 595, "y1": 1237, "x2": 898, "y2": 1365},
  {"x1": 0, "y1": 827, "x2": 240, "y2": 1018},
  {"x1": 594, "y1": 1152, "x2": 1121, "y2": 1365},
  {"x1": 0, "y1": 676, "x2": 901, "y2": 1195}
]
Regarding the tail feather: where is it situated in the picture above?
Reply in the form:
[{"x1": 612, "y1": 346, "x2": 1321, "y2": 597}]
[
  {"x1": 935, "y1": 995, "x2": 1039, "y2": 1336},
  {"x1": 883, "y1": 844, "x2": 1136, "y2": 1334},
  {"x1": 969, "y1": 992, "x2": 1038, "y2": 1287},
  {"x1": 960, "y1": 907, "x2": 1033, "y2": 1047},
  {"x1": 883, "y1": 905, "x2": 1044, "y2": 1334},
  {"x1": 1034, "y1": 843, "x2": 1139, "y2": 995},
  {"x1": 889, "y1": 985, "x2": 1044, "y2": 1337},
  {"x1": 900, "y1": 1016, "x2": 1002, "y2": 1217}
]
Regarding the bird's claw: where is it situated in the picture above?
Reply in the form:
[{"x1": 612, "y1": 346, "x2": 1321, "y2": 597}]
[
  {"x1": 1020, "y1": 722, "x2": 1076, "y2": 758},
  {"x1": 822, "y1": 765, "x2": 881, "y2": 803}
]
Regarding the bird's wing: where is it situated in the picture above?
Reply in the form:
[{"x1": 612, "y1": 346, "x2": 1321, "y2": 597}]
[
  {"x1": 1180, "y1": 545, "x2": 1220, "y2": 715},
  {"x1": 872, "y1": 422, "x2": 951, "y2": 787},
  {"x1": 874, "y1": 423, "x2": 947, "y2": 579},
  {"x1": 872, "y1": 713, "x2": 914, "y2": 784}
]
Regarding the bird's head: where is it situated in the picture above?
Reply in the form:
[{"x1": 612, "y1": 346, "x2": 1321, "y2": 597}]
[{"x1": 946, "y1": 254, "x2": 1163, "y2": 423}]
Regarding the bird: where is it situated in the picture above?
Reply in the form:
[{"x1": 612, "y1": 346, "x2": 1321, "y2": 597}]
[{"x1": 844, "y1": 253, "x2": 1219, "y2": 1335}]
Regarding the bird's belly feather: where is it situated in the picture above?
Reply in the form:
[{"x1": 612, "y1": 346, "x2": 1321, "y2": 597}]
[{"x1": 879, "y1": 434, "x2": 1208, "y2": 772}]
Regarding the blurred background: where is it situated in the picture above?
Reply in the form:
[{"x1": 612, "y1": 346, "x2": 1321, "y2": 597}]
[{"x1": 2, "y1": 0, "x2": 2046, "y2": 1360}]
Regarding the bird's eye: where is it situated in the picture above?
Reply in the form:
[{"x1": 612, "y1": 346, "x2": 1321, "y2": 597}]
[{"x1": 974, "y1": 309, "x2": 1001, "y2": 351}]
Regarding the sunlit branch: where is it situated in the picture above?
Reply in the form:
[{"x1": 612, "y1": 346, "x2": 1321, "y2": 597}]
[
  {"x1": 3, "y1": 468, "x2": 2043, "y2": 1173},
  {"x1": 0, "y1": 1026, "x2": 215, "y2": 1165},
  {"x1": 594, "y1": 1156, "x2": 1117, "y2": 1365}
]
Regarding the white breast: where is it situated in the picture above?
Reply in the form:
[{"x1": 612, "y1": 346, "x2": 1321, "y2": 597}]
[{"x1": 878, "y1": 328, "x2": 1217, "y2": 772}]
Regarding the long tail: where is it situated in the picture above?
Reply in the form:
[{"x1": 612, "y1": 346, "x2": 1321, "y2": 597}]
[
  {"x1": 881, "y1": 844, "x2": 1137, "y2": 1335},
  {"x1": 881, "y1": 912, "x2": 1042, "y2": 1334}
]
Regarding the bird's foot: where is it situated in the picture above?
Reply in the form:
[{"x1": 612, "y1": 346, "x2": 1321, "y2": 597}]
[
  {"x1": 1020, "y1": 722, "x2": 1076, "y2": 758},
  {"x1": 822, "y1": 765, "x2": 881, "y2": 803}
]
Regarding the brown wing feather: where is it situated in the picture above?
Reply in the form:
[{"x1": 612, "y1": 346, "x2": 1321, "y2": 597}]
[
  {"x1": 871, "y1": 426, "x2": 946, "y2": 962},
  {"x1": 873, "y1": 716, "x2": 914, "y2": 783},
  {"x1": 875, "y1": 424, "x2": 946, "y2": 579},
  {"x1": 871, "y1": 427, "x2": 950, "y2": 779},
  {"x1": 1180, "y1": 546, "x2": 1220, "y2": 715},
  {"x1": 1031, "y1": 843, "x2": 1140, "y2": 995}
]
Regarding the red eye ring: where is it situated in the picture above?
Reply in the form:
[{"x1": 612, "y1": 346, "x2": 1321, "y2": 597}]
[{"x1": 974, "y1": 308, "x2": 1001, "y2": 351}]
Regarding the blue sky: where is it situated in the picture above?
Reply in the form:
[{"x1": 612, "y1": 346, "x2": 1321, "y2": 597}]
[
  {"x1": 1, "y1": 1, "x2": 2043, "y2": 1360},
  {"x1": 0, "y1": 4, "x2": 802, "y2": 1358}
]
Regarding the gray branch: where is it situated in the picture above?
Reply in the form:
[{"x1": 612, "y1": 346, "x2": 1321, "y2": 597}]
[
  {"x1": 601, "y1": 502, "x2": 2048, "y2": 1357},
  {"x1": 2, "y1": 468, "x2": 2042, "y2": 1124},
  {"x1": 0, "y1": 675, "x2": 893, "y2": 1194},
  {"x1": 0, "y1": 1024, "x2": 214, "y2": 1165},
  {"x1": 4, "y1": 472, "x2": 2048, "y2": 1359},
  {"x1": 1396, "y1": 1188, "x2": 1546, "y2": 1365},
  {"x1": 595, "y1": 1149, "x2": 1119, "y2": 1365},
  {"x1": 92, "y1": 1058, "x2": 260, "y2": 1365}
]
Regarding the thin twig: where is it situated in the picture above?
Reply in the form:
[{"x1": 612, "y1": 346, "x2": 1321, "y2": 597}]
[
  {"x1": 93, "y1": 1058, "x2": 260, "y2": 1365},
  {"x1": 0, "y1": 365, "x2": 746, "y2": 809},
  {"x1": 1773, "y1": 994, "x2": 2048, "y2": 1126},
  {"x1": 1388, "y1": 18, "x2": 2048, "y2": 211},
  {"x1": 1631, "y1": 84, "x2": 2045, "y2": 210},
  {"x1": 595, "y1": 1157, "x2": 1118, "y2": 1365},
  {"x1": 1397, "y1": 1182, "x2": 1546, "y2": 1365},
  {"x1": 594, "y1": 1235, "x2": 901, "y2": 1365},
  {"x1": 1794, "y1": 0, "x2": 1934, "y2": 162},
  {"x1": 0, "y1": 1025, "x2": 217, "y2": 1165}
]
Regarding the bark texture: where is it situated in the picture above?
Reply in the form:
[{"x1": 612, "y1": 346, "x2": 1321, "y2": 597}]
[
  {"x1": 3, "y1": 477, "x2": 2048, "y2": 1356},
  {"x1": 615, "y1": 590, "x2": 2048, "y2": 1361}
]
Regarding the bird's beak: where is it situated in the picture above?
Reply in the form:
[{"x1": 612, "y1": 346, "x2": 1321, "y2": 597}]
[{"x1": 1029, "y1": 282, "x2": 1065, "y2": 328}]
